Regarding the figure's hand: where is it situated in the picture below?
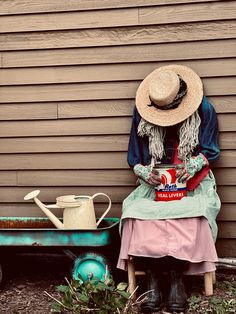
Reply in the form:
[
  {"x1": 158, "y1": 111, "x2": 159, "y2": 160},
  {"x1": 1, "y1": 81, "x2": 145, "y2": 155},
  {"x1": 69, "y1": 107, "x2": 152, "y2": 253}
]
[
  {"x1": 176, "y1": 153, "x2": 209, "y2": 183},
  {"x1": 133, "y1": 164, "x2": 161, "y2": 186}
]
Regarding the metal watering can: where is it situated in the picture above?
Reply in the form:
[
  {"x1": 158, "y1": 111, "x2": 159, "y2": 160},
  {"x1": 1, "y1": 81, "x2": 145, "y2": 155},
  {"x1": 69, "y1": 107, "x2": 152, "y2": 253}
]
[{"x1": 24, "y1": 190, "x2": 111, "y2": 229}]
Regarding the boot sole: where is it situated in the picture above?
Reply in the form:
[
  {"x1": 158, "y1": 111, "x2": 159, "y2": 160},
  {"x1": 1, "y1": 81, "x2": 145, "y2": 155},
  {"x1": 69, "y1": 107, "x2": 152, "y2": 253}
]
[
  {"x1": 141, "y1": 304, "x2": 161, "y2": 313},
  {"x1": 141, "y1": 307, "x2": 161, "y2": 313},
  {"x1": 167, "y1": 303, "x2": 187, "y2": 313}
]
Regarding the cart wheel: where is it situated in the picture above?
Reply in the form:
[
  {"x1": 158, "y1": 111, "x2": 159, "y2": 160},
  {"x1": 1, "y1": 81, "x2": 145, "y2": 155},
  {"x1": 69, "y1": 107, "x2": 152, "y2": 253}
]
[{"x1": 72, "y1": 252, "x2": 111, "y2": 282}]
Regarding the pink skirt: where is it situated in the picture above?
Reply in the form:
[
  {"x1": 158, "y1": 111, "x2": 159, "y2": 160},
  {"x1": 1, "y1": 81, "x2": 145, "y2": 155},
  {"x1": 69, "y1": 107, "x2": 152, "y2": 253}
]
[{"x1": 117, "y1": 217, "x2": 218, "y2": 275}]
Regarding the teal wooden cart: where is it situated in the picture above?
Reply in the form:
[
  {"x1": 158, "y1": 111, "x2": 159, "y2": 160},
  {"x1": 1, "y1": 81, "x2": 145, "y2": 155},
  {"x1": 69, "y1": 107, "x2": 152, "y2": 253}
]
[{"x1": 0, "y1": 217, "x2": 120, "y2": 283}]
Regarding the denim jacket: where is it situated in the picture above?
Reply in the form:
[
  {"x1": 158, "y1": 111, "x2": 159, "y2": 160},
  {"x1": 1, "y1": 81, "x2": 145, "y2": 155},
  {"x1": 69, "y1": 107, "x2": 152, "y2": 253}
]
[{"x1": 127, "y1": 96, "x2": 220, "y2": 167}]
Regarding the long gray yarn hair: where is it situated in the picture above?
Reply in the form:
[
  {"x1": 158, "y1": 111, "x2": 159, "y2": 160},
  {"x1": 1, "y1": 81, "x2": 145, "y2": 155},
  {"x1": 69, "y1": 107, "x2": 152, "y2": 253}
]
[{"x1": 137, "y1": 110, "x2": 201, "y2": 164}]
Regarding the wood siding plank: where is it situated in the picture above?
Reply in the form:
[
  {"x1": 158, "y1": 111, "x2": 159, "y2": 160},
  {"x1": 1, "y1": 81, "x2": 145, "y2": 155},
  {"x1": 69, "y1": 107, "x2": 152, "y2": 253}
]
[
  {"x1": 0, "y1": 0, "x2": 223, "y2": 15},
  {"x1": 1, "y1": 59, "x2": 235, "y2": 86},
  {"x1": 0, "y1": 114, "x2": 234, "y2": 138},
  {"x1": 0, "y1": 9, "x2": 138, "y2": 33},
  {"x1": 0, "y1": 133, "x2": 234, "y2": 153},
  {"x1": 0, "y1": 117, "x2": 132, "y2": 137},
  {"x1": 3, "y1": 40, "x2": 236, "y2": 68},
  {"x1": 0, "y1": 97, "x2": 234, "y2": 122},
  {"x1": 219, "y1": 133, "x2": 236, "y2": 149},
  {"x1": 1, "y1": 82, "x2": 139, "y2": 103},
  {"x1": 0, "y1": 186, "x2": 134, "y2": 203},
  {"x1": 15, "y1": 168, "x2": 236, "y2": 186},
  {"x1": 215, "y1": 151, "x2": 236, "y2": 167},
  {"x1": 0, "y1": 114, "x2": 235, "y2": 138},
  {"x1": 58, "y1": 97, "x2": 235, "y2": 119},
  {"x1": 0, "y1": 153, "x2": 128, "y2": 170},
  {"x1": 139, "y1": 1, "x2": 236, "y2": 25},
  {"x1": 0, "y1": 202, "x2": 233, "y2": 222},
  {"x1": 0, "y1": 103, "x2": 58, "y2": 120},
  {"x1": 213, "y1": 168, "x2": 236, "y2": 185},
  {"x1": 0, "y1": 202, "x2": 122, "y2": 218},
  {"x1": 210, "y1": 96, "x2": 236, "y2": 113},
  {"x1": 217, "y1": 113, "x2": 236, "y2": 132},
  {"x1": 0, "y1": 78, "x2": 235, "y2": 103},
  {"x1": 58, "y1": 100, "x2": 133, "y2": 119},
  {"x1": 218, "y1": 222, "x2": 236, "y2": 238},
  {"x1": 0, "y1": 186, "x2": 233, "y2": 203},
  {"x1": 0, "y1": 21, "x2": 235, "y2": 51},
  {"x1": 218, "y1": 186, "x2": 236, "y2": 203},
  {"x1": 17, "y1": 170, "x2": 135, "y2": 186},
  {"x1": 217, "y1": 204, "x2": 236, "y2": 221},
  {"x1": 0, "y1": 135, "x2": 130, "y2": 153},
  {"x1": 0, "y1": 171, "x2": 17, "y2": 186},
  {"x1": 1, "y1": 2, "x2": 235, "y2": 33},
  {"x1": 216, "y1": 239, "x2": 236, "y2": 256},
  {"x1": 0, "y1": 151, "x2": 234, "y2": 170}
]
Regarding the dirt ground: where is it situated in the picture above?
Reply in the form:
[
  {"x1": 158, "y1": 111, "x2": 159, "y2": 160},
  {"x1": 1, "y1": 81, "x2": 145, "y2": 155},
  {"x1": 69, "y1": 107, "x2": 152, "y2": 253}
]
[
  {"x1": 0, "y1": 254, "x2": 235, "y2": 314},
  {"x1": 0, "y1": 254, "x2": 70, "y2": 314}
]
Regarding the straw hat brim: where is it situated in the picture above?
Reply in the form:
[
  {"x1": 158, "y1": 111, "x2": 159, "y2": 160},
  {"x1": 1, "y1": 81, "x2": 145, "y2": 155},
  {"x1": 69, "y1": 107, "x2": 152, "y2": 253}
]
[{"x1": 136, "y1": 64, "x2": 203, "y2": 127}]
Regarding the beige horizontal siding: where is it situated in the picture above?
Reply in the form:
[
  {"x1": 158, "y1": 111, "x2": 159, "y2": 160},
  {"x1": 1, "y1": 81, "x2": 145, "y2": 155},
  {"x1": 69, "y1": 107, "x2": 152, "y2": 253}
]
[
  {"x1": 0, "y1": 103, "x2": 58, "y2": 120},
  {"x1": 0, "y1": 97, "x2": 235, "y2": 122},
  {"x1": 0, "y1": 202, "x2": 234, "y2": 221},
  {"x1": 2, "y1": 40, "x2": 235, "y2": 68},
  {"x1": 0, "y1": 0, "x2": 224, "y2": 15},
  {"x1": 216, "y1": 240, "x2": 236, "y2": 257},
  {"x1": 219, "y1": 133, "x2": 236, "y2": 149},
  {"x1": 0, "y1": 114, "x2": 234, "y2": 138},
  {"x1": 139, "y1": 1, "x2": 236, "y2": 25},
  {"x1": 0, "y1": 151, "x2": 234, "y2": 170},
  {"x1": 0, "y1": 118, "x2": 132, "y2": 137},
  {"x1": 0, "y1": 2, "x2": 235, "y2": 33},
  {"x1": 0, "y1": 21, "x2": 235, "y2": 51},
  {"x1": 217, "y1": 204, "x2": 236, "y2": 221},
  {"x1": 0, "y1": 8, "x2": 139, "y2": 33},
  {"x1": 0, "y1": 186, "x2": 234, "y2": 203},
  {"x1": 0, "y1": 152, "x2": 127, "y2": 170},
  {"x1": 0, "y1": 136, "x2": 130, "y2": 153},
  {"x1": 0, "y1": 78, "x2": 235, "y2": 103},
  {"x1": 0, "y1": 0, "x2": 235, "y2": 256},
  {"x1": 0, "y1": 169, "x2": 233, "y2": 186},
  {"x1": 212, "y1": 96, "x2": 236, "y2": 113},
  {"x1": 218, "y1": 222, "x2": 236, "y2": 238},
  {"x1": 0, "y1": 132, "x2": 233, "y2": 153},
  {"x1": 1, "y1": 59, "x2": 235, "y2": 86}
]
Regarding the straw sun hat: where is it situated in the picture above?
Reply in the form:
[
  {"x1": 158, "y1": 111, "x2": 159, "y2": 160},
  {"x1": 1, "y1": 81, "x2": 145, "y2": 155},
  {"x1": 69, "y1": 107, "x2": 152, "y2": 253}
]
[{"x1": 136, "y1": 64, "x2": 203, "y2": 127}]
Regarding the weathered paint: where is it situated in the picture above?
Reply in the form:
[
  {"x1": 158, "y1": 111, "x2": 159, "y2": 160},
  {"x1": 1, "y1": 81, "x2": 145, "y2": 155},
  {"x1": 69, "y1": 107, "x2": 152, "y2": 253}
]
[
  {"x1": 0, "y1": 217, "x2": 119, "y2": 247},
  {"x1": 0, "y1": 217, "x2": 55, "y2": 229}
]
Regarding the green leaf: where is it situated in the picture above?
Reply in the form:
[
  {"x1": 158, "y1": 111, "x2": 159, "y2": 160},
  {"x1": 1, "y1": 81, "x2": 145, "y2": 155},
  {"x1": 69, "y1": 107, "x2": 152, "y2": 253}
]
[
  {"x1": 56, "y1": 285, "x2": 70, "y2": 293},
  {"x1": 117, "y1": 290, "x2": 130, "y2": 299},
  {"x1": 96, "y1": 281, "x2": 113, "y2": 291},
  {"x1": 51, "y1": 302, "x2": 62, "y2": 313},
  {"x1": 76, "y1": 292, "x2": 89, "y2": 303},
  {"x1": 117, "y1": 282, "x2": 128, "y2": 291}
]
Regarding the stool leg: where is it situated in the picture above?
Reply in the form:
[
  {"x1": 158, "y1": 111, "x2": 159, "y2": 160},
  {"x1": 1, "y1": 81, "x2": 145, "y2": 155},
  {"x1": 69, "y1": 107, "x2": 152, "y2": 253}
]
[
  {"x1": 212, "y1": 271, "x2": 216, "y2": 284},
  {"x1": 204, "y1": 272, "x2": 213, "y2": 296},
  {"x1": 127, "y1": 260, "x2": 137, "y2": 299}
]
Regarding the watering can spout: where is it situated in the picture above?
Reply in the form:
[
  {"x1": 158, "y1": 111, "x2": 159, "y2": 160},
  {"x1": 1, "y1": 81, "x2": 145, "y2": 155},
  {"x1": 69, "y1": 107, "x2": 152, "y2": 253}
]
[{"x1": 24, "y1": 190, "x2": 64, "y2": 229}]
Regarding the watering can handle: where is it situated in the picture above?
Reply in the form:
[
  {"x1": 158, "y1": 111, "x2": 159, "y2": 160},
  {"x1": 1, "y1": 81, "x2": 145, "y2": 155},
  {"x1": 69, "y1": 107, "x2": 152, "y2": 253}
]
[{"x1": 92, "y1": 193, "x2": 111, "y2": 227}]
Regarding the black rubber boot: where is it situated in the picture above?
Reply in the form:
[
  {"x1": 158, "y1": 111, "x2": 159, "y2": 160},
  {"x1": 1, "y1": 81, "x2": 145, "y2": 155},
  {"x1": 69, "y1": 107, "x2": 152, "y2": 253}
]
[
  {"x1": 166, "y1": 270, "x2": 187, "y2": 313},
  {"x1": 141, "y1": 268, "x2": 162, "y2": 313}
]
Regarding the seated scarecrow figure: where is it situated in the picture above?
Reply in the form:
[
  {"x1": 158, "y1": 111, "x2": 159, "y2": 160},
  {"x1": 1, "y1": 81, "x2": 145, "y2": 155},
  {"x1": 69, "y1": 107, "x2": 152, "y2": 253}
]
[{"x1": 117, "y1": 65, "x2": 221, "y2": 313}]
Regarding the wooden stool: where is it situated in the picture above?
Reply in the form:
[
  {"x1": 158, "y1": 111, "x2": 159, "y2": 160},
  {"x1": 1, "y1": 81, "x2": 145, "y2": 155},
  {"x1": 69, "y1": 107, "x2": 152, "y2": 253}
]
[{"x1": 127, "y1": 259, "x2": 215, "y2": 298}]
